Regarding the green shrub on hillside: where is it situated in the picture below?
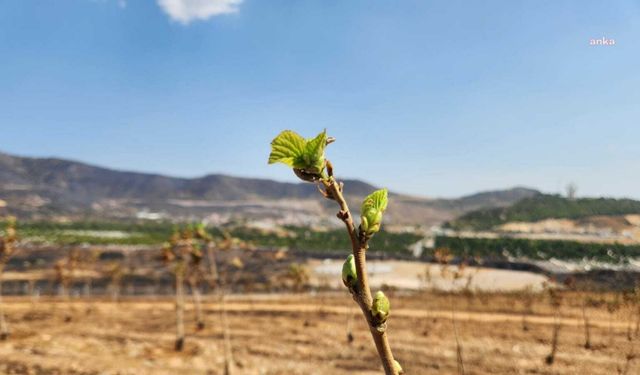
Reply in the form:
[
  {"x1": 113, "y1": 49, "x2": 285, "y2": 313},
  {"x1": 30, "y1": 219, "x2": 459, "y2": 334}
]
[
  {"x1": 433, "y1": 235, "x2": 640, "y2": 262},
  {"x1": 447, "y1": 194, "x2": 640, "y2": 230}
]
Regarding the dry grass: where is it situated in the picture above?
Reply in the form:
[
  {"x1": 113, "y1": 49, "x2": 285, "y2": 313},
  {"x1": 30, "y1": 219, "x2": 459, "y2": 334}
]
[{"x1": 0, "y1": 291, "x2": 637, "y2": 374}]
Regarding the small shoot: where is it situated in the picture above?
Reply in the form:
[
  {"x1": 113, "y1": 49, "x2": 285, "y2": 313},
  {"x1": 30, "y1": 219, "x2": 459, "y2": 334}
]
[
  {"x1": 360, "y1": 189, "x2": 388, "y2": 238},
  {"x1": 268, "y1": 130, "x2": 328, "y2": 181},
  {"x1": 372, "y1": 291, "x2": 390, "y2": 325},
  {"x1": 268, "y1": 129, "x2": 401, "y2": 374}
]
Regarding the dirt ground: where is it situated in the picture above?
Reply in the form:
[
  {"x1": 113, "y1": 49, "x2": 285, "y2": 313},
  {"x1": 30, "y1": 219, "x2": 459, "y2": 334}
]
[{"x1": 0, "y1": 292, "x2": 638, "y2": 375}]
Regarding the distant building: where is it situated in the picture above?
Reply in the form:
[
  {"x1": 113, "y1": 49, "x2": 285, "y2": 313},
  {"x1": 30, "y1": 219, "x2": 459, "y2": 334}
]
[{"x1": 135, "y1": 210, "x2": 165, "y2": 220}]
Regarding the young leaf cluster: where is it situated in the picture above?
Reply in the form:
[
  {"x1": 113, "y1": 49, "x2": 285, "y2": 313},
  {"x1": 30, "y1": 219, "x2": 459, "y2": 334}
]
[{"x1": 268, "y1": 130, "x2": 328, "y2": 181}]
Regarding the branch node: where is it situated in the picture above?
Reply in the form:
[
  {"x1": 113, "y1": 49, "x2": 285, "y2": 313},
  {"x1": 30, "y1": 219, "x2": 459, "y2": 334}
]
[
  {"x1": 358, "y1": 228, "x2": 371, "y2": 248},
  {"x1": 337, "y1": 210, "x2": 350, "y2": 221},
  {"x1": 375, "y1": 323, "x2": 387, "y2": 333}
]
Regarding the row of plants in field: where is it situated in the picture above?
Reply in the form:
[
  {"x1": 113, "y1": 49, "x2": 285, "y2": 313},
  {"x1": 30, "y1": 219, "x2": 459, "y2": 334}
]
[
  {"x1": 2, "y1": 219, "x2": 419, "y2": 254},
  {"x1": 233, "y1": 226, "x2": 419, "y2": 254},
  {"x1": 0, "y1": 220, "x2": 173, "y2": 245},
  {"x1": 161, "y1": 223, "x2": 239, "y2": 372},
  {"x1": 446, "y1": 194, "x2": 640, "y2": 230},
  {"x1": 433, "y1": 235, "x2": 640, "y2": 262}
]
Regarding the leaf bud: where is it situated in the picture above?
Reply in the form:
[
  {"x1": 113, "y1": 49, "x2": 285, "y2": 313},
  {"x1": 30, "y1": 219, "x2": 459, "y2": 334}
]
[
  {"x1": 341, "y1": 254, "x2": 358, "y2": 289},
  {"x1": 360, "y1": 189, "x2": 388, "y2": 236},
  {"x1": 393, "y1": 360, "x2": 404, "y2": 374},
  {"x1": 372, "y1": 290, "x2": 390, "y2": 323}
]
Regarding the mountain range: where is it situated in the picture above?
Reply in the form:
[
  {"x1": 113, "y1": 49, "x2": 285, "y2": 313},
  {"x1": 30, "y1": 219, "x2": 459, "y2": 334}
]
[{"x1": 0, "y1": 151, "x2": 540, "y2": 226}]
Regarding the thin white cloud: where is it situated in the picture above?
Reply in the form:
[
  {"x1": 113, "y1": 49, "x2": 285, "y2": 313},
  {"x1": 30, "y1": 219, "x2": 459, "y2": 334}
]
[{"x1": 157, "y1": 0, "x2": 242, "y2": 24}]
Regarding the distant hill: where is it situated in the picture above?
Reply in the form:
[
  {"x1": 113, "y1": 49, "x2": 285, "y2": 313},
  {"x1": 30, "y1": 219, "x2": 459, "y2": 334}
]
[
  {"x1": 0, "y1": 151, "x2": 539, "y2": 226},
  {"x1": 446, "y1": 194, "x2": 640, "y2": 230}
]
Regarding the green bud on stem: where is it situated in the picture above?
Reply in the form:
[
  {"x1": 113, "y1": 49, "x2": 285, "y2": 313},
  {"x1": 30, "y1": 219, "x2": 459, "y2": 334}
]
[
  {"x1": 372, "y1": 290, "x2": 390, "y2": 323},
  {"x1": 393, "y1": 360, "x2": 404, "y2": 374},
  {"x1": 341, "y1": 254, "x2": 358, "y2": 290}
]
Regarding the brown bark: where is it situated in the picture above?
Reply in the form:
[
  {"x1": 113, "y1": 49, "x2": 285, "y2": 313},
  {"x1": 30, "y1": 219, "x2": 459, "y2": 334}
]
[
  {"x1": 175, "y1": 267, "x2": 185, "y2": 351},
  {"x1": 0, "y1": 271, "x2": 9, "y2": 340},
  {"x1": 322, "y1": 177, "x2": 398, "y2": 375}
]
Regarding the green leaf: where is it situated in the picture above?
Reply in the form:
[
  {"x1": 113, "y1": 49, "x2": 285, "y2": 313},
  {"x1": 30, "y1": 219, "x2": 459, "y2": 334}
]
[
  {"x1": 269, "y1": 130, "x2": 329, "y2": 179},
  {"x1": 360, "y1": 189, "x2": 389, "y2": 235},
  {"x1": 299, "y1": 129, "x2": 327, "y2": 172},
  {"x1": 362, "y1": 188, "x2": 388, "y2": 213},
  {"x1": 268, "y1": 130, "x2": 306, "y2": 167}
]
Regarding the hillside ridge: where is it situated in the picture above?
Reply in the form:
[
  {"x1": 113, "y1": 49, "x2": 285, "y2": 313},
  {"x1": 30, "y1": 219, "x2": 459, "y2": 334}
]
[{"x1": 0, "y1": 150, "x2": 539, "y2": 225}]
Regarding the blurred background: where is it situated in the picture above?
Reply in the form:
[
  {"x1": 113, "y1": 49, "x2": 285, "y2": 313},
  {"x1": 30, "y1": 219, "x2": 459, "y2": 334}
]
[{"x1": 1, "y1": 1, "x2": 639, "y2": 374}]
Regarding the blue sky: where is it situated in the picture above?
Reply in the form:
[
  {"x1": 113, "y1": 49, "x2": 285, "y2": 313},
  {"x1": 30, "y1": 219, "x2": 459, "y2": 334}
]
[{"x1": 1, "y1": 1, "x2": 639, "y2": 199}]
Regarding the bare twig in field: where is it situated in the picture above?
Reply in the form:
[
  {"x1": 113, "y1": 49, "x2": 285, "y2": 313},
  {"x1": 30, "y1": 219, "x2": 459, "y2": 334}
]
[
  {"x1": 545, "y1": 287, "x2": 562, "y2": 365},
  {"x1": 451, "y1": 297, "x2": 466, "y2": 375},
  {"x1": 281, "y1": 263, "x2": 310, "y2": 293},
  {"x1": 0, "y1": 217, "x2": 18, "y2": 340},
  {"x1": 165, "y1": 224, "x2": 236, "y2": 352},
  {"x1": 81, "y1": 249, "x2": 100, "y2": 300},
  {"x1": 220, "y1": 255, "x2": 245, "y2": 375},
  {"x1": 346, "y1": 304, "x2": 355, "y2": 344},
  {"x1": 55, "y1": 248, "x2": 83, "y2": 322},
  {"x1": 545, "y1": 312, "x2": 561, "y2": 365},
  {"x1": 618, "y1": 350, "x2": 636, "y2": 375},
  {"x1": 618, "y1": 319, "x2": 636, "y2": 375},
  {"x1": 186, "y1": 237, "x2": 206, "y2": 331},
  {"x1": 174, "y1": 261, "x2": 185, "y2": 351},
  {"x1": 195, "y1": 226, "x2": 241, "y2": 375},
  {"x1": 188, "y1": 276, "x2": 205, "y2": 331},
  {"x1": 162, "y1": 227, "x2": 196, "y2": 351},
  {"x1": 633, "y1": 286, "x2": 640, "y2": 338},
  {"x1": 104, "y1": 262, "x2": 123, "y2": 303},
  {"x1": 607, "y1": 297, "x2": 621, "y2": 348},
  {"x1": 521, "y1": 286, "x2": 534, "y2": 332},
  {"x1": 221, "y1": 294, "x2": 233, "y2": 375},
  {"x1": 582, "y1": 297, "x2": 592, "y2": 349}
]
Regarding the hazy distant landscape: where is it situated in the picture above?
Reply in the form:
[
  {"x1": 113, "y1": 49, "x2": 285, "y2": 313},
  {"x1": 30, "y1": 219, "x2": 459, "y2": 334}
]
[
  {"x1": 0, "y1": 151, "x2": 540, "y2": 227},
  {"x1": 4, "y1": 150, "x2": 640, "y2": 292}
]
